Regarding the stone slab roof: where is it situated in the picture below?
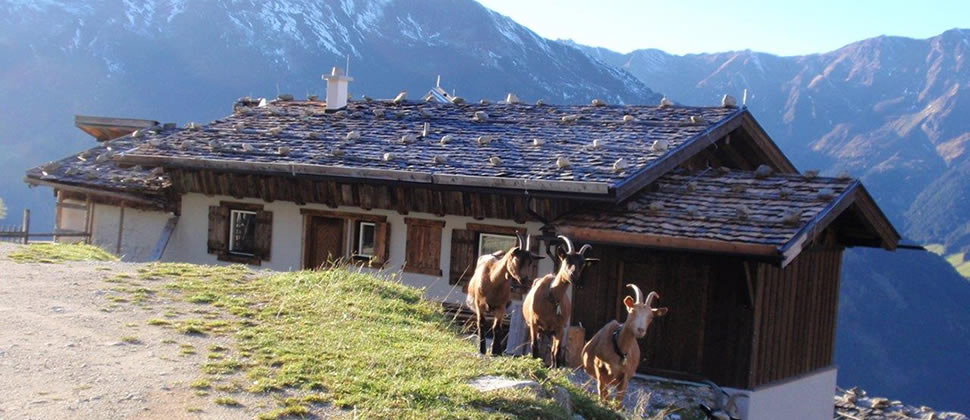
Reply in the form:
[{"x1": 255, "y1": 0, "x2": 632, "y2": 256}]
[
  {"x1": 116, "y1": 98, "x2": 741, "y2": 194},
  {"x1": 24, "y1": 136, "x2": 171, "y2": 206},
  {"x1": 556, "y1": 167, "x2": 876, "y2": 261}
]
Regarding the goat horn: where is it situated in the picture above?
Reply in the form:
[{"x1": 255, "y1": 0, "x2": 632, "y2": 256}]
[
  {"x1": 515, "y1": 232, "x2": 525, "y2": 249},
  {"x1": 579, "y1": 244, "x2": 592, "y2": 255},
  {"x1": 645, "y1": 291, "x2": 660, "y2": 308},
  {"x1": 626, "y1": 284, "x2": 643, "y2": 304},
  {"x1": 525, "y1": 233, "x2": 532, "y2": 251},
  {"x1": 557, "y1": 235, "x2": 574, "y2": 253}
]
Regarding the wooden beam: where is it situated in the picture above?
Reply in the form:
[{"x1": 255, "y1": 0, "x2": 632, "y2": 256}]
[
  {"x1": 24, "y1": 177, "x2": 161, "y2": 208},
  {"x1": 780, "y1": 183, "x2": 861, "y2": 267},
  {"x1": 116, "y1": 205, "x2": 125, "y2": 255},
  {"x1": 557, "y1": 226, "x2": 780, "y2": 259},
  {"x1": 84, "y1": 197, "x2": 94, "y2": 244},
  {"x1": 118, "y1": 153, "x2": 612, "y2": 195},
  {"x1": 299, "y1": 208, "x2": 388, "y2": 223},
  {"x1": 54, "y1": 191, "x2": 63, "y2": 242},
  {"x1": 465, "y1": 223, "x2": 528, "y2": 235},
  {"x1": 150, "y1": 216, "x2": 178, "y2": 261}
]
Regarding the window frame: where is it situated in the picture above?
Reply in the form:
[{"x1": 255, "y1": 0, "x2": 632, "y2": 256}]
[
  {"x1": 228, "y1": 209, "x2": 258, "y2": 256},
  {"x1": 477, "y1": 232, "x2": 518, "y2": 257},
  {"x1": 355, "y1": 221, "x2": 377, "y2": 258}
]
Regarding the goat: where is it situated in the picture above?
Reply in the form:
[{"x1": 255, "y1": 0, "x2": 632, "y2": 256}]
[
  {"x1": 581, "y1": 284, "x2": 668, "y2": 401},
  {"x1": 465, "y1": 232, "x2": 543, "y2": 356},
  {"x1": 522, "y1": 235, "x2": 598, "y2": 368}
]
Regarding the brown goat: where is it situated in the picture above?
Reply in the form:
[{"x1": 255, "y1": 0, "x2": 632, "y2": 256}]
[
  {"x1": 581, "y1": 284, "x2": 668, "y2": 401},
  {"x1": 465, "y1": 232, "x2": 543, "y2": 355},
  {"x1": 522, "y1": 235, "x2": 598, "y2": 367}
]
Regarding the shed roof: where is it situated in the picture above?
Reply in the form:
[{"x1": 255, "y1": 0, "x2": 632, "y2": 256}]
[
  {"x1": 556, "y1": 168, "x2": 900, "y2": 266},
  {"x1": 23, "y1": 136, "x2": 171, "y2": 208},
  {"x1": 115, "y1": 99, "x2": 747, "y2": 198}
]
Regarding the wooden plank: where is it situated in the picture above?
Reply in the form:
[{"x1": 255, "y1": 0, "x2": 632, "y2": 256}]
[
  {"x1": 359, "y1": 184, "x2": 375, "y2": 210},
  {"x1": 557, "y1": 226, "x2": 780, "y2": 260},
  {"x1": 150, "y1": 216, "x2": 179, "y2": 261},
  {"x1": 115, "y1": 205, "x2": 125, "y2": 254},
  {"x1": 219, "y1": 201, "x2": 263, "y2": 212},
  {"x1": 23, "y1": 178, "x2": 160, "y2": 207},
  {"x1": 298, "y1": 208, "x2": 387, "y2": 223},
  {"x1": 465, "y1": 223, "x2": 526, "y2": 235},
  {"x1": 403, "y1": 218, "x2": 444, "y2": 276}
]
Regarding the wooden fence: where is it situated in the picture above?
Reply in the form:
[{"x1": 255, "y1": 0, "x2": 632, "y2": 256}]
[{"x1": 0, "y1": 209, "x2": 90, "y2": 244}]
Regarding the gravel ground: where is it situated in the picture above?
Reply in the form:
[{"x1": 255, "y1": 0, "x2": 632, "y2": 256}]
[{"x1": 0, "y1": 243, "x2": 287, "y2": 419}]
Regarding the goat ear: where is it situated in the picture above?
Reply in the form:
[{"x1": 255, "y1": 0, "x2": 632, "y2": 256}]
[
  {"x1": 623, "y1": 296, "x2": 636, "y2": 312},
  {"x1": 584, "y1": 258, "x2": 600, "y2": 267},
  {"x1": 652, "y1": 307, "x2": 669, "y2": 317}
]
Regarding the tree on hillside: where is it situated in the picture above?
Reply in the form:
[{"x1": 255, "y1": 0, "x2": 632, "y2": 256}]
[{"x1": 0, "y1": 197, "x2": 6, "y2": 220}]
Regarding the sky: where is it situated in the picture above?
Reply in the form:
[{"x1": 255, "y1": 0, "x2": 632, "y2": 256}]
[{"x1": 476, "y1": 0, "x2": 970, "y2": 56}]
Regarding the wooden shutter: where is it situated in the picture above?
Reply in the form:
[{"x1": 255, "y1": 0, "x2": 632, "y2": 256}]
[
  {"x1": 372, "y1": 221, "x2": 391, "y2": 268},
  {"x1": 252, "y1": 210, "x2": 273, "y2": 260},
  {"x1": 449, "y1": 229, "x2": 477, "y2": 285},
  {"x1": 207, "y1": 205, "x2": 229, "y2": 254},
  {"x1": 403, "y1": 218, "x2": 444, "y2": 276}
]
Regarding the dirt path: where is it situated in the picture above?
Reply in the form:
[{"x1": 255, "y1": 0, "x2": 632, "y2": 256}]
[{"x1": 0, "y1": 243, "x2": 275, "y2": 419}]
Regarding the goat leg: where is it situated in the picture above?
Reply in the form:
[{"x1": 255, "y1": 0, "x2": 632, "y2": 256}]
[
  {"x1": 530, "y1": 327, "x2": 540, "y2": 359},
  {"x1": 615, "y1": 375, "x2": 629, "y2": 403},
  {"x1": 490, "y1": 308, "x2": 505, "y2": 356},
  {"x1": 550, "y1": 329, "x2": 563, "y2": 368},
  {"x1": 476, "y1": 311, "x2": 486, "y2": 355}
]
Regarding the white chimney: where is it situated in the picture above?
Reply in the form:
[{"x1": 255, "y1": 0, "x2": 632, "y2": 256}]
[{"x1": 323, "y1": 66, "x2": 353, "y2": 110}]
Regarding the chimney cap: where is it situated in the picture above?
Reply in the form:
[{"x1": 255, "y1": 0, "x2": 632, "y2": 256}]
[{"x1": 323, "y1": 66, "x2": 353, "y2": 82}]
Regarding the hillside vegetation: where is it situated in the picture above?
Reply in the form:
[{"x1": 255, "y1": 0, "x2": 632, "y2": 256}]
[{"x1": 13, "y1": 243, "x2": 621, "y2": 419}]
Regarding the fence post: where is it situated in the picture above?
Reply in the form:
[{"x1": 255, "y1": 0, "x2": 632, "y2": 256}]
[{"x1": 21, "y1": 209, "x2": 30, "y2": 245}]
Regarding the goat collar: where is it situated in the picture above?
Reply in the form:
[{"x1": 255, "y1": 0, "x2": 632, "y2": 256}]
[{"x1": 611, "y1": 327, "x2": 627, "y2": 364}]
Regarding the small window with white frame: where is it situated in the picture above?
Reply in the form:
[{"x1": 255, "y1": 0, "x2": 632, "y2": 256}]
[
  {"x1": 229, "y1": 210, "x2": 257, "y2": 255},
  {"x1": 355, "y1": 221, "x2": 377, "y2": 258},
  {"x1": 478, "y1": 232, "x2": 517, "y2": 257}
]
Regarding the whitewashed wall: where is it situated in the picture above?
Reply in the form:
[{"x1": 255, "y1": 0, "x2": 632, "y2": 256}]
[
  {"x1": 736, "y1": 366, "x2": 837, "y2": 420},
  {"x1": 89, "y1": 204, "x2": 172, "y2": 261},
  {"x1": 163, "y1": 193, "x2": 556, "y2": 304}
]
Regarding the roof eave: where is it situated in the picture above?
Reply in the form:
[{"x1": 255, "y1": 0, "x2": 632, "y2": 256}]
[
  {"x1": 118, "y1": 153, "x2": 614, "y2": 197},
  {"x1": 24, "y1": 176, "x2": 166, "y2": 208},
  {"x1": 778, "y1": 181, "x2": 901, "y2": 267},
  {"x1": 556, "y1": 225, "x2": 783, "y2": 262}
]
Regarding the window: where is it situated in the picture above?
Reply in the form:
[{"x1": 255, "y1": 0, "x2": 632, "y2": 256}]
[
  {"x1": 299, "y1": 208, "x2": 391, "y2": 269},
  {"x1": 403, "y1": 218, "x2": 445, "y2": 276},
  {"x1": 355, "y1": 221, "x2": 376, "y2": 258},
  {"x1": 229, "y1": 210, "x2": 257, "y2": 255},
  {"x1": 478, "y1": 233, "x2": 517, "y2": 257},
  {"x1": 207, "y1": 202, "x2": 273, "y2": 265}
]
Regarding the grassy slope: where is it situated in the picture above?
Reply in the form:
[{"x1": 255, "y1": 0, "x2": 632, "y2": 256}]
[
  {"x1": 4, "y1": 243, "x2": 634, "y2": 418},
  {"x1": 8, "y1": 243, "x2": 118, "y2": 263},
  {"x1": 126, "y1": 262, "x2": 621, "y2": 419}
]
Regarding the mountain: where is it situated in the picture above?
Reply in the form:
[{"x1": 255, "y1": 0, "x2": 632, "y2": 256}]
[
  {"x1": 569, "y1": 31, "x2": 970, "y2": 412},
  {"x1": 0, "y1": 0, "x2": 659, "y2": 228}
]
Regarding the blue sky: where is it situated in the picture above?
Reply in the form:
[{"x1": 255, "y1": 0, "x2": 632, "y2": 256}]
[{"x1": 476, "y1": 0, "x2": 969, "y2": 55}]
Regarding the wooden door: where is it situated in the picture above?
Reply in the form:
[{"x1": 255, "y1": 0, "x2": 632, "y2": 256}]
[
  {"x1": 570, "y1": 245, "x2": 621, "y2": 340},
  {"x1": 305, "y1": 216, "x2": 344, "y2": 269}
]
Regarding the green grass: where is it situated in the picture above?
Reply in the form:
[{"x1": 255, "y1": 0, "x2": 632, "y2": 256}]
[
  {"x1": 214, "y1": 397, "x2": 242, "y2": 407},
  {"x1": 8, "y1": 243, "x2": 117, "y2": 264},
  {"x1": 190, "y1": 379, "x2": 212, "y2": 390},
  {"x1": 120, "y1": 336, "x2": 142, "y2": 345},
  {"x1": 136, "y1": 263, "x2": 622, "y2": 419}
]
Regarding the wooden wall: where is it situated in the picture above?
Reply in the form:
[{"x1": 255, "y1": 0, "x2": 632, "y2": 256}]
[
  {"x1": 749, "y1": 245, "x2": 843, "y2": 387},
  {"x1": 167, "y1": 168, "x2": 582, "y2": 222},
  {"x1": 573, "y1": 241, "x2": 844, "y2": 390},
  {"x1": 571, "y1": 245, "x2": 755, "y2": 388}
]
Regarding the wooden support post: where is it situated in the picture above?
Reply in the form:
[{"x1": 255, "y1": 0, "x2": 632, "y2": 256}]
[
  {"x1": 115, "y1": 204, "x2": 125, "y2": 255},
  {"x1": 21, "y1": 209, "x2": 30, "y2": 245},
  {"x1": 54, "y1": 191, "x2": 63, "y2": 242},
  {"x1": 84, "y1": 198, "x2": 94, "y2": 244}
]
